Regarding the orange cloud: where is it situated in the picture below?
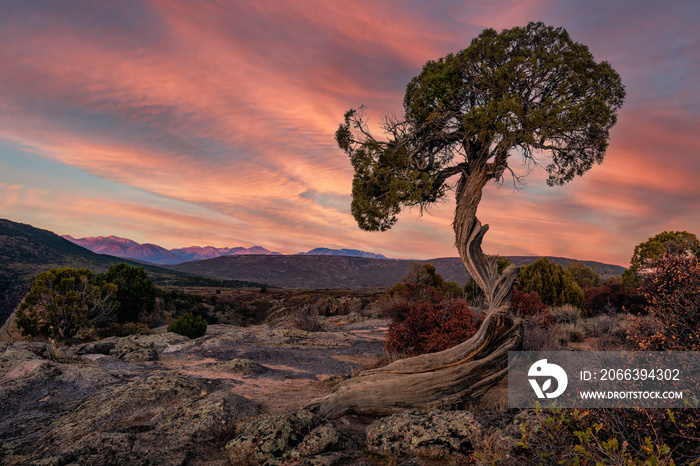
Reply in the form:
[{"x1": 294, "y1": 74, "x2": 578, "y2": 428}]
[{"x1": 1, "y1": 1, "x2": 699, "y2": 268}]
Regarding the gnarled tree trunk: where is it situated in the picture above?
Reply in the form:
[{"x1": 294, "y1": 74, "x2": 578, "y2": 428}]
[{"x1": 307, "y1": 171, "x2": 522, "y2": 418}]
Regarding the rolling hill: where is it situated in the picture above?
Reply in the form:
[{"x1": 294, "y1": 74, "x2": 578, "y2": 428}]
[{"x1": 167, "y1": 254, "x2": 625, "y2": 289}]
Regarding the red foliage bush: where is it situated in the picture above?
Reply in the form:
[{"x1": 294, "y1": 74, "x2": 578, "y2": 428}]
[
  {"x1": 385, "y1": 299, "x2": 480, "y2": 356},
  {"x1": 584, "y1": 277, "x2": 644, "y2": 316},
  {"x1": 510, "y1": 290, "x2": 557, "y2": 350},
  {"x1": 628, "y1": 252, "x2": 700, "y2": 350},
  {"x1": 512, "y1": 290, "x2": 547, "y2": 317},
  {"x1": 584, "y1": 284, "x2": 615, "y2": 314}
]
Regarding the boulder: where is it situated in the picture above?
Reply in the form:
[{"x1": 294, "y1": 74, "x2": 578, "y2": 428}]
[
  {"x1": 75, "y1": 332, "x2": 193, "y2": 362},
  {"x1": 215, "y1": 358, "x2": 267, "y2": 375},
  {"x1": 366, "y1": 410, "x2": 482, "y2": 460},
  {"x1": 74, "y1": 339, "x2": 117, "y2": 355},
  {"x1": 0, "y1": 341, "x2": 51, "y2": 380},
  {"x1": 109, "y1": 340, "x2": 159, "y2": 362},
  {"x1": 226, "y1": 409, "x2": 346, "y2": 465},
  {"x1": 0, "y1": 309, "x2": 22, "y2": 343}
]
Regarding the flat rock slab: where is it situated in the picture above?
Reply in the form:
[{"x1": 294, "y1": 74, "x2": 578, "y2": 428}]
[{"x1": 0, "y1": 319, "x2": 388, "y2": 465}]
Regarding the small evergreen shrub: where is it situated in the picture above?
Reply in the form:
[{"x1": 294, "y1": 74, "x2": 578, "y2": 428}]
[
  {"x1": 464, "y1": 280, "x2": 485, "y2": 304},
  {"x1": 16, "y1": 267, "x2": 117, "y2": 342},
  {"x1": 168, "y1": 313, "x2": 207, "y2": 339},
  {"x1": 518, "y1": 257, "x2": 585, "y2": 308},
  {"x1": 385, "y1": 283, "x2": 443, "y2": 307},
  {"x1": 441, "y1": 280, "x2": 465, "y2": 298},
  {"x1": 96, "y1": 263, "x2": 156, "y2": 323}
]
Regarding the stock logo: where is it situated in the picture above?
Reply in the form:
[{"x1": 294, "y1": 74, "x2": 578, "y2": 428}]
[{"x1": 528, "y1": 359, "x2": 568, "y2": 399}]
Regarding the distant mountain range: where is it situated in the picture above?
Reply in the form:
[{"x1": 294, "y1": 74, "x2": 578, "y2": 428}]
[
  {"x1": 62, "y1": 235, "x2": 283, "y2": 265},
  {"x1": 62, "y1": 235, "x2": 388, "y2": 264},
  {"x1": 298, "y1": 248, "x2": 387, "y2": 259}
]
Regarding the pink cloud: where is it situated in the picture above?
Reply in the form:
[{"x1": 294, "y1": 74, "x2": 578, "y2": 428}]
[{"x1": 0, "y1": 1, "x2": 698, "y2": 269}]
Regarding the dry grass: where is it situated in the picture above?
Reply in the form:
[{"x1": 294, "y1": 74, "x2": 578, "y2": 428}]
[
  {"x1": 288, "y1": 305, "x2": 325, "y2": 331},
  {"x1": 550, "y1": 304, "x2": 583, "y2": 324},
  {"x1": 521, "y1": 315, "x2": 561, "y2": 351},
  {"x1": 582, "y1": 313, "x2": 631, "y2": 350},
  {"x1": 477, "y1": 377, "x2": 509, "y2": 412},
  {"x1": 473, "y1": 426, "x2": 517, "y2": 465},
  {"x1": 557, "y1": 322, "x2": 586, "y2": 345}
]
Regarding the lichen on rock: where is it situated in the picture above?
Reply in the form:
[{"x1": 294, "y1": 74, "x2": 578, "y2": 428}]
[
  {"x1": 225, "y1": 409, "x2": 347, "y2": 465},
  {"x1": 366, "y1": 409, "x2": 482, "y2": 460}
]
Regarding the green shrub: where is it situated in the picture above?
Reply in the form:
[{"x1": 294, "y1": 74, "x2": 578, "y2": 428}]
[
  {"x1": 515, "y1": 406, "x2": 700, "y2": 465},
  {"x1": 464, "y1": 280, "x2": 484, "y2": 302},
  {"x1": 168, "y1": 313, "x2": 207, "y2": 339},
  {"x1": 566, "y1": 261, "x2": 600, "y2": 288},
  {"x1": 518, "y1": 257, "x2": 585, "y2": 308},
  {"x1": 387, "y1": 282, "x2": 407, "y2": 297},
  {"x1": 403, "y1": 262, "x2": 444, "y2": 288},
  {"x1": 96, "y1": 263, "x2": 156, "y2": 323},
  {"x1": 16, "y1": 267, "x2": 117, "y2": 342},
  {"x1": 441, "y1": 280, "x2": 465, "y2": 299},
  {"x1": 395, "y1": 262, "x2": 463, "y2": 299},
  {"x1": 386, "y1": 283, "x2": 443, "y2": 304},
  {"x1": 625, "y1": 230, "x2": 700, "y2": 286}
]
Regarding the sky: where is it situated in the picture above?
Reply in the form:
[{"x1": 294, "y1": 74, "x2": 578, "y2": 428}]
[{"x1": 1, "y1": 0, "x2": 699, "y2": 267}]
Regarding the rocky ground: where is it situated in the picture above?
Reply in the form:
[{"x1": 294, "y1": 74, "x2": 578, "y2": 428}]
[{"x1": 0, "y1": 314, "x2": 519, "y2": 465}]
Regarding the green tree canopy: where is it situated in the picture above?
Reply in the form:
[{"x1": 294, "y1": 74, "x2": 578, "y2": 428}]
[
  {"x1": 16, "y1": 267, "x2": 117, "y2": 341},
  {"x1": 623, "y1": 231, "x2": 700, "y2": 286},
  {"x1": 337, "y1": 21, "x2": 625, "y2": 233},
  {"x1": 392, "y1": 262, "x2": 464, "y2": 299},
  {"x1": 403, "y1": 262, "x2": 445, "y2": 288},
  {"x1": 631, "y1": 231, "x2": 699, "y2": 273},
  {"x1": 96, "y1": 263, "x2": 157, "y2": 323},
  {"x1": 566, "y1": 261, "x2": 600, "y2": 288},
  {"x1": 518, "y1": 257, "x2": 585, "y2": 308}
]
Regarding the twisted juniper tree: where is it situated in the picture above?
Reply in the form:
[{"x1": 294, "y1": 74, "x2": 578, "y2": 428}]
[{"x1": 309, "y1": 22, "x2": 624, "y2": 417}]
